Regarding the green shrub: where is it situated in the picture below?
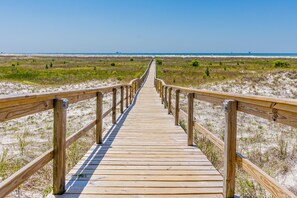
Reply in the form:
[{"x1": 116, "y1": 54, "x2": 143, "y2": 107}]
[
  {"x1": 191, "y1": 60, "x2": 199, "y2": 67},
  {"x1": 111, "y1": 63, "x2": 115, "y2": 66},
  {"x1": 156, "y1": 59, "x2": 162, "y2": 65},
  {"x1": 130, "y1": 58, "x2": 134, "y2": 61},
  {"x1": 219, "y1": 61, "x2": 222, "y2": 66},
  {"x1": 50, "y1": 62, "x2": 53, "y2": 67},
  {"x1": 273, "y1": 60, "x2": 290, "y2": 68},
  {"x1": 117, "y1": 75, "x2": 123, "y2": 81},
  {"x1": 45, "y1": 64, "x2": 49, "y2": 69},
  {"x1": 205, "y1": 67, "x2": 210, "y2": 77}
]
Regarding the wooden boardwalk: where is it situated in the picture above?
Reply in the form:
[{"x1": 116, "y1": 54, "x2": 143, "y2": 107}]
[{"x1": 49, "y1": 61, "x2": 223, "y2": 197}]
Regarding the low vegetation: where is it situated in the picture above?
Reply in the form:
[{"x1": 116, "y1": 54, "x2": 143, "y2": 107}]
[
  {"x1": 0, "y1": 56, "x2": 149, "y2": 85},
  {"x1": 156, "y1": 57, "x2": 297, "y2": 87}
]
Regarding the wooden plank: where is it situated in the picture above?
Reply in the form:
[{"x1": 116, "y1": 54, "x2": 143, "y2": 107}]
[
  {"x1": 187, "y1": 93, "x2": 194, "y2": 146},
  {"x1": 125, "y1": 86, "x2": 129, "y2": 108},
  {"x1": 175, "y1": 89, "x2": 180, "y2": 125},
  {"x1": 223, "y1": 100, "x2": 237, "y2": 198},
  {"x1": 194, "y1": 122, "x2": 224, "y2": 151},
  {"x1": 66, "y1": 120, "x2": 96, "y2": 148},
  {"x1": 112, "y1": 88, "x2": 117, "y2": 124},
  {"x1": 64, "y1": 187, "x2": 223, "y2": 195},
  {"x1": 48, "y1": 194, "x2": 223, "y2": 198},
  {"x1": 53, "y1": 98, "x2": 68, "y2": 194},
  {"x1": 96, "y1": 92, "x2": 103, "y2": 144},
  {"x1": 168, "y1": 87, "x2": 172, "y2": 114},
  {"x1": 164, "y1": 86, "x2": 168, "y2": 108},
  {"x1": 120, "y1": 86, "x2": 124, "y2": 113},
  {"x1": 0, "y1": 149, "x2": 53, "y2": 197},
  {"x1": 236, "y1": 154, "x2": 296, "y2": 198}
]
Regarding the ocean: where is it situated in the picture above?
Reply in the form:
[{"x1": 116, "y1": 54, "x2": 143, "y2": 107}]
[{"x1": 1, "y1": 52, "x2": 297, "y2": 58}]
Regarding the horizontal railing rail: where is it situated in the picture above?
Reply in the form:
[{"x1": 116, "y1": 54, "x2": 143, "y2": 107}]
[
  {"x1": 154, "y1": 76, "x2": 296, "y2": 198},
  {"x1": 0, "y1": 59, "x2": 153, "y2": 197}
]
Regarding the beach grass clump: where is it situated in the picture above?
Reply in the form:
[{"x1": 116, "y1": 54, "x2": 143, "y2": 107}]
[
  {"x1": 273, "y1": 60, "x2": 290, "y2": 68},
  {"x1": 156, "y1": 58, "x2": 162, "y2": 65},
  {"x1": 191, "y1": 59, "x2": 199, "y2": 67}
]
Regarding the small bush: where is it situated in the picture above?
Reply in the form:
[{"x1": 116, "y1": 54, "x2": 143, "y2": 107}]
[
  {"x1": 156, "y1": 59, "x2": 162, "y2": 65},
  {"x1": 93, "y1": 66, "x2": 96, "y2": 70},
  {"x1": 11, "y1": 64, "x2": 15, "y2": 67},
  {"x1": 17, "y1": 62, "x2": 19, "y2": 65},
  {"x1": 219, "y1": 61, "x2": 222, "y2": 66},
  {"x1": 205, "y1": 67, "x2": 210, "y2": 77},
  {"x1": 191, "y1": 60, "x2": 199, "y2": 67},
  {"x1": 273, "y1": 60, "x2": 290, "y2": 68},
  {"x1": 111, "y1": 63, "x2": 115, "y2": 66},
  {"x1": 45, "y1": 64, "x2": 49, "y2": 69},
  {"x1": 50, "y1": 62, "x2": 53, "y2": 67},
  {"x1": 130, "y1": 58, "x2": 134, "y2": 61},
  {"x1": 117, "y1": 75, "x2": 123, "y2": 81}
]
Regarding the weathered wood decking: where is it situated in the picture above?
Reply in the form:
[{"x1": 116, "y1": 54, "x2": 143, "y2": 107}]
[{"x1": 49, "y1": 62, "x2": 223, "y2": 197}]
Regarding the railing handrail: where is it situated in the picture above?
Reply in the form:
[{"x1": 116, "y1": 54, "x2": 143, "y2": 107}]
[
  {"x1": 0, "y1": 59, "x2": 153, "y2": 197},
  {"x1": 155, "y1": 77, "x2": 297, "y2": 128},
  {"x1": 154, "y1": 75, "x2": 296, "y2": 197}
]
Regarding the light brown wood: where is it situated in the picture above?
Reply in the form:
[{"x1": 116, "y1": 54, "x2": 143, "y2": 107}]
[
  {"x1": 168, "y1": 87, "x2": 172, "y2": 114},
  {"x1": 223, "y1": 100, "x2": 237, "y2": 198},
  {"x1": 53, "y1": 60, "x2": 223, "y2": 197},
  {"x1": 53, "y1": 98, "x2": 67, "y2": 194},
  {"x1": 175, "y1": 89, "x2": 180, "y2": 125},
  {"x1": 187, "y1": 93, "x2": 194, "y2": 146},
  {"x1": 164, "y1": 86, "x2": 168, "y2": 108},
  {"x1": 194, "y1": 122, "x2": 224, "y2": 151},
  {"x1": 66, "y1": 120, "x2": 96, "y2": 148},
  {"x1": 0, "y1": 149, "x2": 53, "y2": 197},
  {"x1": 236, "y1": 154, "x2": 296, "y2": 198},
  {"x1": 126, "y1": 86, "x2": 129, "y2": 108},
  {"x1": 120, "y1": 86, "x2": 124, "y2": 113},
  {"x1": 112, "y1": 88, "x2": 117, "y2": 124},
  {"x1": 96, "y1": 92, "x2": 103, "y2": 144}
]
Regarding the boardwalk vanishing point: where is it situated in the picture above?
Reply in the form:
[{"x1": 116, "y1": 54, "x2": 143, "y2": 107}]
[{"x1": 49, "y1": 61, "x2": 224, "y2": 197}]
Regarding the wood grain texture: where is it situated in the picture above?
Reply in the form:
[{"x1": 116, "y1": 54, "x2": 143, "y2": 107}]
[
  {"x1": 223, "y1": 100, "x2": 237, "y2": 198},
  {"x1": 112, "y1": 88, "x2": 117, "y2": 124},
  {"x1": 187, "y1": 93, "x2": 194, "y2": 146},
  {"x1": 96, "y1": 92, "x2": 103, "y2": 144},
  {"x1": 175, "y1": 89, "x2": 180, "y2": 125},
  {"x1": 0, "y1": 150, "x2": 53, "y2": 197},
  {"x1": 53, "y1": 98, "x2": 67, "y2": 194}
]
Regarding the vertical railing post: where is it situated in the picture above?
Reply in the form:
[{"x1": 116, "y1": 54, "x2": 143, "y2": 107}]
[
  {"x1": 126, "y1": 86, "x2": 129, "y2": 108},
  {"x1": 96, "y1": 92, "x2": 103, "y2": 144},
  {"x1": 223, "y1": 100, "x2": 237, "y2": 198},
  {"x1": 134, "y1": 81, "x2": 137, "y2": 94},
  {"x1": 159, "y1": 82, "x2": 162, "y2": 98},
  {"x1": 53, "y1": 98, "x2": 68, "y2": 195},
  {"x1": 175, "y1": 89, "x2": 180, "y2": 125},
  {"x1": 120, "y1": 86, "x2": 124, "y2": 113},
  {"x1": 164, "y1": 86, "x2": 168, "y2": 108},
  {"x1": 168, "y1": 88, "x2": 172, "y2": 114},
  {"x1": 112, "y1": 88, "x2": 117, "y2": 124},
  {"x1": 187, "y1": 93, "x2": 194, "y2": 146},
  {"x1": 161, "y1": 86, "x2": 164, "y2": 104},
  {"x1": 130, "y1": 85, "x2": 132, "y2": 104}
]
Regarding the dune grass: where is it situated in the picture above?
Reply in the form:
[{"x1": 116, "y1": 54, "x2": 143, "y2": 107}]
[
  {"x1": 0, "y1": 56, "x2": 149, "y2": 85},
  {"x1": 156, "y1": 57, "x2": 297, "y2": 87}
]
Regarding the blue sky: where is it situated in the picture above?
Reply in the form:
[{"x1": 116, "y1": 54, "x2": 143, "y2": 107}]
[{"x1": 0, "y1": 0, "x2": 297, "y2": 53}]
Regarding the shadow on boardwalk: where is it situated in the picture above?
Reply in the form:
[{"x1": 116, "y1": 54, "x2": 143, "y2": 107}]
[{"x1": 57, "y1": 77, "x2": 148, "y2": 197}]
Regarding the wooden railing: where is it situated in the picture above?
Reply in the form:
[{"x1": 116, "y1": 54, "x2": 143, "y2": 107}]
[
  {"x1": 0, "y1": 59, "x2": 153, "y2": 197},
  {"x1": 154, "y1": 78, "x2": 296, "y2": 198}
]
